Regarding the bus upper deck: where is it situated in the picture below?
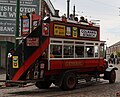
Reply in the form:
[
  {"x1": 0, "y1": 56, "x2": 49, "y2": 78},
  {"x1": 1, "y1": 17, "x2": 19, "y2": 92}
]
[{"x1": 44, "y1": 16, "x2": 100, "y2": 42}]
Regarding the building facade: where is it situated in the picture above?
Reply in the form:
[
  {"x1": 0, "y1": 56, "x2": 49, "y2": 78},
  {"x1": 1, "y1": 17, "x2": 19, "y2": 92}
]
[
  {"x1": 106, "y1": 41, "x2": 120, "y2": 59},
  {"x1": 0, "y1": 0, "x2": 56, "y2": 68}
]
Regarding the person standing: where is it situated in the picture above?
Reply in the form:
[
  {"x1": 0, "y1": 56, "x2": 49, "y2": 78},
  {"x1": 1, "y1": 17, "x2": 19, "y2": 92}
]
[{"x1": 69, "y1": 14, "x2": 74, "y2": 20}]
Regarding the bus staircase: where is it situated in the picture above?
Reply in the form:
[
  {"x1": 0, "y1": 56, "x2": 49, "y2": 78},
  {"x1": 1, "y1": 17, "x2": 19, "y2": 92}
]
[{"x1": 0, "y1": 25, "x2": 49, "y2": 87}]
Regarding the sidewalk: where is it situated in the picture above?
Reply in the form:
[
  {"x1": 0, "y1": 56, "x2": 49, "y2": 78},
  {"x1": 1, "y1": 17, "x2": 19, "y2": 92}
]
[{"x1": 0, "y1": 68, "x2": 6, "y2": 80}]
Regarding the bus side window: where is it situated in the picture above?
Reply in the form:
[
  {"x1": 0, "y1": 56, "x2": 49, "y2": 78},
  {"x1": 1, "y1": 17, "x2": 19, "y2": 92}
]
[
  {"x1": 75, "y1": 46, "x2": 84, "y2": 58},
  {"x1": 64, "y1": 45, "x2": 74, "y2": 58},
  {"x1": 64, "y1": 48, "x2": 69, "y2": 58},
  {"x1": 86, "y1": 46, "x2": 94, "y2": 57},
  {"x1": 95, "y1": 45, "x2": 99, "y2": 57},
  {"x1": 100, "y1": 43, "x2": 104, "y2": 57},
  {"x1": 51, "y1": 45, "x2": 62, "y2": 58}
]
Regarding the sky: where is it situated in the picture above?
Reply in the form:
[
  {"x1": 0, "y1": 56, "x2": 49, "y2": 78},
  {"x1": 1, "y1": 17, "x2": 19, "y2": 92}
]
[{"x1": 51, "y1": 0, "x2": 120, "y2": 47}]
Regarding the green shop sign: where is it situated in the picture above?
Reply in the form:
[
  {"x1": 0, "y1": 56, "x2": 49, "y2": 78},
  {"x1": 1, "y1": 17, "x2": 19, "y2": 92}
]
[{"x1": 0, "y1": 0, "x2": 40, "y2": 35}]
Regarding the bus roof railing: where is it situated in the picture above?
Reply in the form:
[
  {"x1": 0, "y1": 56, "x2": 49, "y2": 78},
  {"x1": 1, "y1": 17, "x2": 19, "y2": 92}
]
[{"x1": 50, "y1": 16, "x2": 100, "y2": 27}]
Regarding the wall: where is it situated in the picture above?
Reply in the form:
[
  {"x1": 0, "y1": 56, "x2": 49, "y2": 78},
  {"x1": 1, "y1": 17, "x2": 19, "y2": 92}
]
[{"x1": 0, "y1": 41, "x2": 14, "y2": 68}]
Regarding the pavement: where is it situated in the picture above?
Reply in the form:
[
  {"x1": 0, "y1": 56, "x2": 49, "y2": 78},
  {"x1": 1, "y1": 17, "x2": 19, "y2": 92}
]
[{"x1": 0, "y1": 68, "x2": 6, "y2": 81}]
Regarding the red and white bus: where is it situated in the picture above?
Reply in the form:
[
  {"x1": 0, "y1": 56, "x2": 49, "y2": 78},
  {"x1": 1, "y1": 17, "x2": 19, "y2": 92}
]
[{"x1": 6, "y1": 16, "x2": 118, "y2": 90}]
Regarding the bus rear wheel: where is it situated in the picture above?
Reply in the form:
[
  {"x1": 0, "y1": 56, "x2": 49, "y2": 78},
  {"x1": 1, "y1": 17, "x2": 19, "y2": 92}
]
[
  {"x1": 35, "y1": 81, "x2": 52, "y2": 89},
  {"x1": 109, "y1": 70, "x2": 116, "y2": 84},
  {"x1": 60, "y1": 72, "x2": 77, "y2": 91},
  {"x1": 85, "y1": 76, "x2": 92, "y2": 82}
]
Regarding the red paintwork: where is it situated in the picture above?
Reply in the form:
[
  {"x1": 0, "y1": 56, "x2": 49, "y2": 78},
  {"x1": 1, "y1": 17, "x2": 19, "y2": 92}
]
[
  {"x1": 50, "y1": 60, "x2": 63, "y2": 70},
  {"x1": 50, "y1": 22, "x2": 54, "y2": 36},
  {"x1": 50, "y1": 59, "x2": 105, "y2": 71},
  {"x1": 44, "y1": 58, "x2": 105, "y2": 76},
  {"x1": 12, "y1": 38, "x2": 49, "y2": 81}
]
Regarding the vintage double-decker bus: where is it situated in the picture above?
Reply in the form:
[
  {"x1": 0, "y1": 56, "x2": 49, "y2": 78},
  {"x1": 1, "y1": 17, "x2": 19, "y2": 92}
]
[{"x1": 6, "y1": 15, "x2": 118, "y2": 90}]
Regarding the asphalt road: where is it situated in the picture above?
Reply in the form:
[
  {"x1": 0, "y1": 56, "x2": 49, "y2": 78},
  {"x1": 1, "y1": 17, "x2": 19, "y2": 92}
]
[{"x1": 0, "y1": 65, "x2": 120, "y2": 97}]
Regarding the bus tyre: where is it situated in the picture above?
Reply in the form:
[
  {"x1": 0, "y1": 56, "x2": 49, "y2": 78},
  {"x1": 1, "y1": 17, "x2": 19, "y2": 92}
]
[
  {"x1": 85, "y1": 76, "x2": 92, "y2": 82},
  {"x1": 60, "y1": 72, "x2": 77, "y2": 91},
  {"x1": 35, "y1": 81, "x2": 52, "y2": 89},
  {"x1": 109, "y1": 70, "x2": 116, "y2": 84}
]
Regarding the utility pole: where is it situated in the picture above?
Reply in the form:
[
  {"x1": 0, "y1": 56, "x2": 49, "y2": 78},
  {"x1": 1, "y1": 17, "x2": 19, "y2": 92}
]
[
  {"x1": 67, "y1": 0, "x2": 70, "y2": 18},
  {"x1": 15, "y1": 0, "x2": 20, "y2": 50}
]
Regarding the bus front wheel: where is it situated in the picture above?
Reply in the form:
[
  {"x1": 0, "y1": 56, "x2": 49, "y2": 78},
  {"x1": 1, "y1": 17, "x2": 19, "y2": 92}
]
[{"x1": 109, "y1": 70, "x2": 116, "y2": 84}]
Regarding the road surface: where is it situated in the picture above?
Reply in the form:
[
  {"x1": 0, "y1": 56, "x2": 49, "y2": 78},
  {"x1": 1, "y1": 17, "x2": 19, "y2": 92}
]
[{"x1": 0, "y1": 65, "x2": 120, "y2": 97}]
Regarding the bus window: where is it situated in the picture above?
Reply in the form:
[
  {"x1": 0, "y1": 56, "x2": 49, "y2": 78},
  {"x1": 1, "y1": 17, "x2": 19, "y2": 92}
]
[
  {"x1": 100, "y1": 43, "x2": 104, "y2": 57},
  {"x1": 95, "y1": 45, "x2": 99, "y2": 57},
  {"x1": 64, "y1": 45, "x2": 74, "y2": 58},
  {"x1": 50, "y1": 45, "x2": 62, "y2": 58},
  {"x1": 86, "y1": 46, "x2": 94, "y2": 57},
  {"x1": 75, "y1": 46, "x2": 84, "y2": 58}
]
